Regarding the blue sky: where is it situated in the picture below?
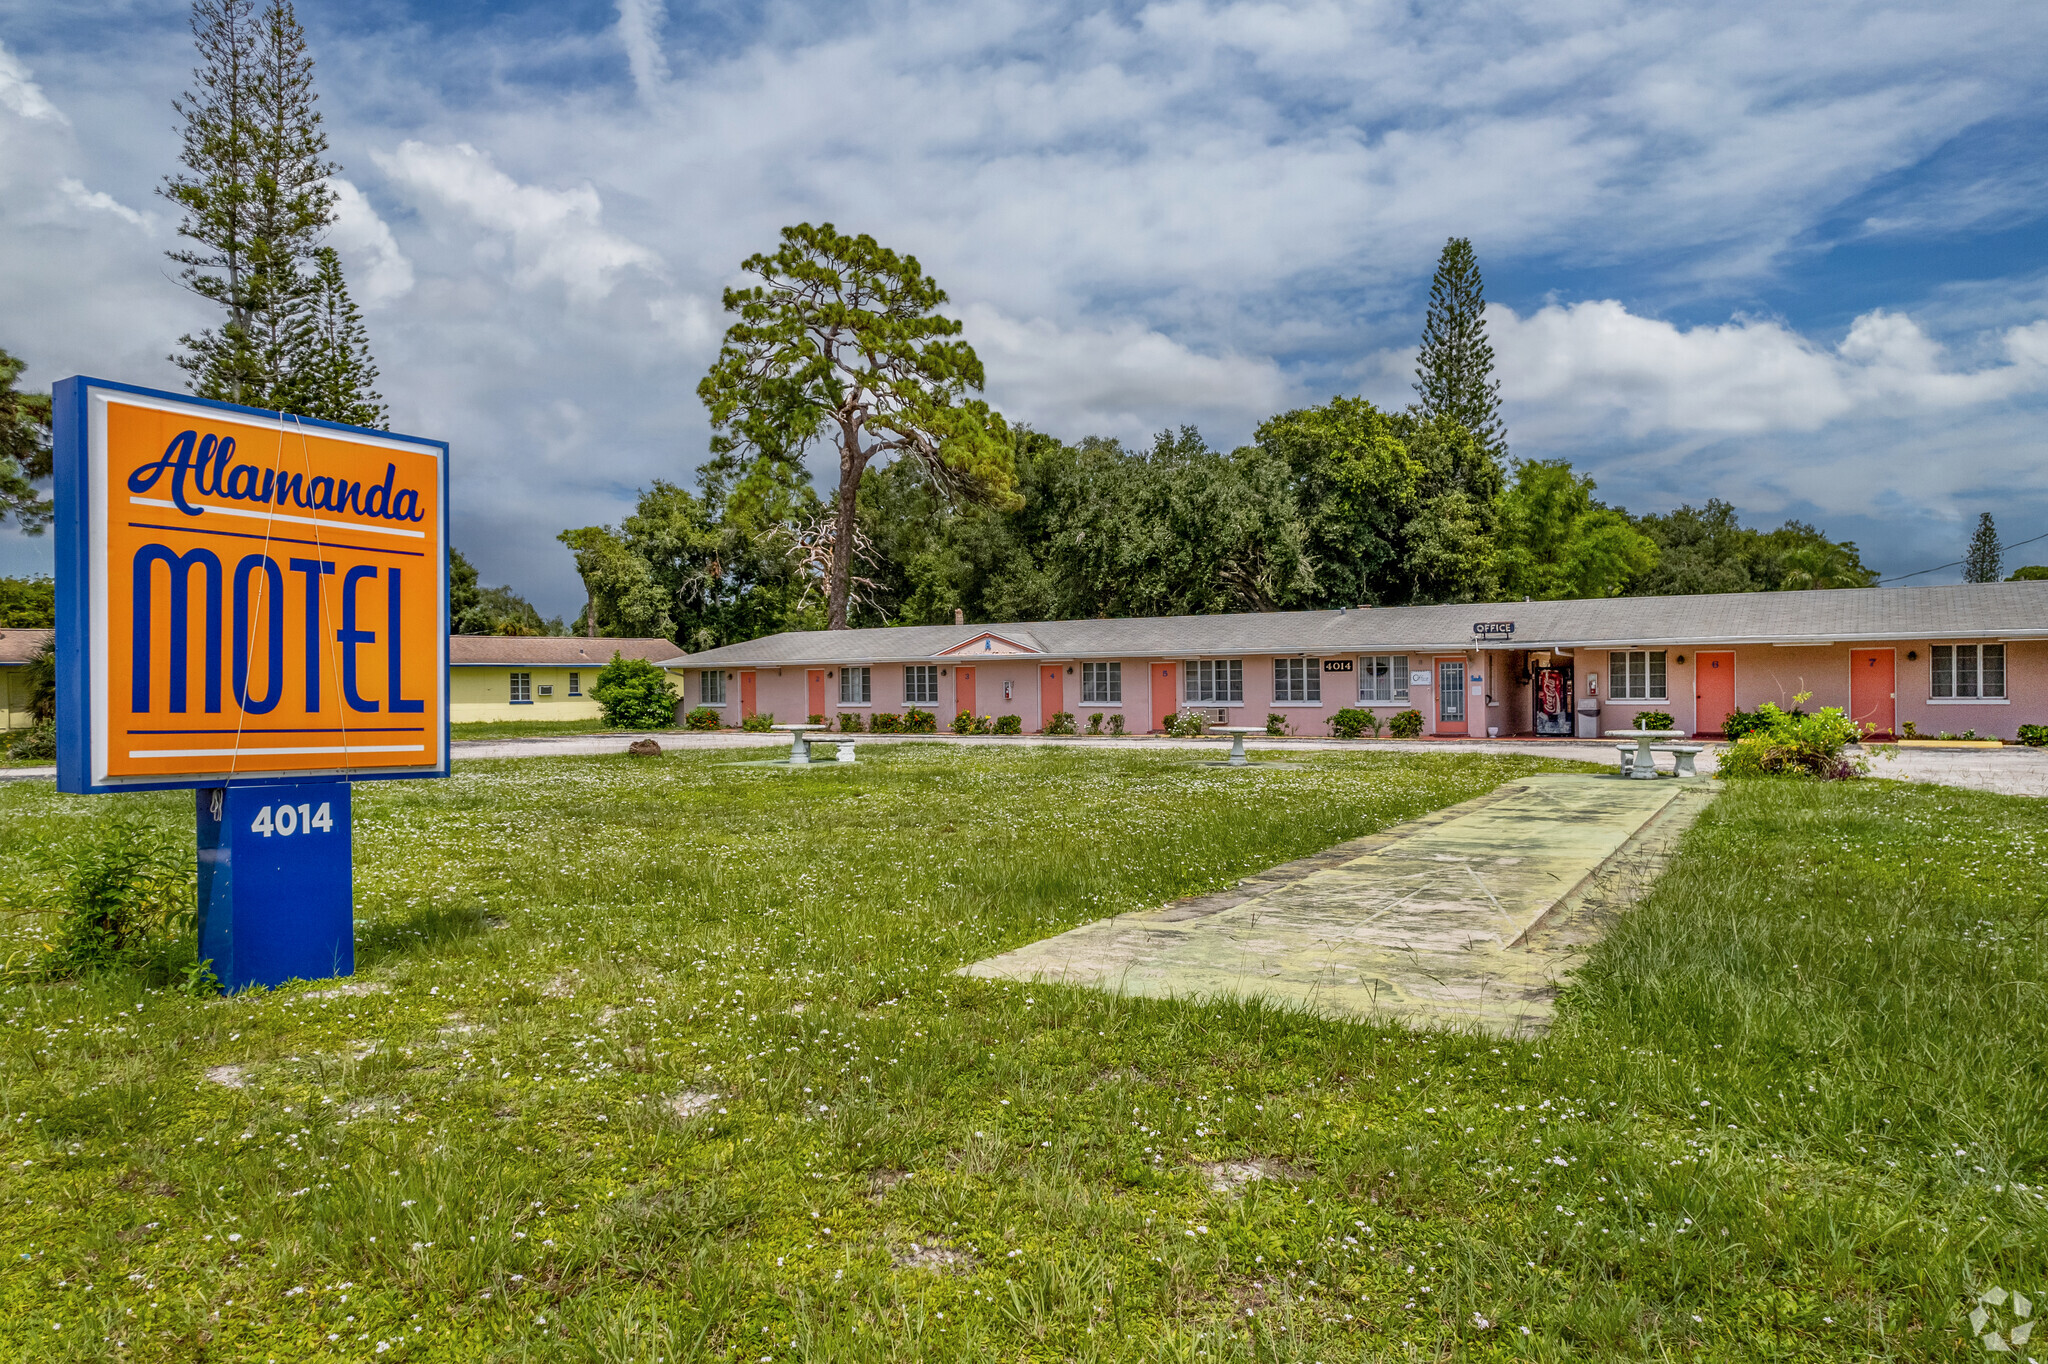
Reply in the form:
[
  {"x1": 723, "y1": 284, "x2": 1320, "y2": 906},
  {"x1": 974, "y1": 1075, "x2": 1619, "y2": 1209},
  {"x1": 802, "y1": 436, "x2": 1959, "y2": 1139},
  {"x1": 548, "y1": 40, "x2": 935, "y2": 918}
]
[{"x1": 3, "y1": 0, "x2": 2046, "y2": 615}]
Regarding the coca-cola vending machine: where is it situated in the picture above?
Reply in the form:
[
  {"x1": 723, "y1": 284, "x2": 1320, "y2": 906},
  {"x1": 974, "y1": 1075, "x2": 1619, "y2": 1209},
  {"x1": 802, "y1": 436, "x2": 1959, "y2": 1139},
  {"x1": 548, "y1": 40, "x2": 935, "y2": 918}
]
[{"x1": 1533, "y1": 663, "x2": 1574, "y2": 737}]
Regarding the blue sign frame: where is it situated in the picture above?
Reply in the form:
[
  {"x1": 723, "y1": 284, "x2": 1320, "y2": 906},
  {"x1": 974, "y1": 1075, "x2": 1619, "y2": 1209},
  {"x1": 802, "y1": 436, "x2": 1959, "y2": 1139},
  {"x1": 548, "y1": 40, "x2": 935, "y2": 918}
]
[{"x1": 53, "y1": 375, "x2": 451, "y2": 794}]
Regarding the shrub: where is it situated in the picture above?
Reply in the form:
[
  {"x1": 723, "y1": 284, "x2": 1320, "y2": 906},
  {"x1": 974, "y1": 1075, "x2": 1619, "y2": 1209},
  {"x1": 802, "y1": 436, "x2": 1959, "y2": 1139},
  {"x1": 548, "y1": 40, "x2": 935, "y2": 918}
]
[
  {"x1": 740, "y1": 711, "x2": 775, "y2": 733},
  {"x1": 1387, "y1": 708, "x2": 1423, "y2": 739},
  {"x1": 683, "y1": 706, "x2": 723, "y2": 732},
  {"x1": 592, "y1": 654, "x2": 679, "y2": 730},
  {"x1": 1721, "y1": 709, "x2": 1776, "y2": 742},
  {"x1": 1361, "y1": 710, "x2": 1385, "y2": 738},
  {"x1": 1899, "y1": 720, "x2": 1920, "y2": 739},
  {"x1": 1087, "y1": 713, "x2": 1104, "y2": 735},
  {"x1": 808, "y1": 712, "x2": 826, "y2": 727},
  {"x1": 904, "y1": 708, "x2": 938, "y2": 734},
  {"x1": 1265, "y1": 713, "x2": 1288, "y2": 736},
  {"x1": 13, "y1": 815, "x2": 196, "y2": 979},
  {"x1": 1717, "y1": 693, "x2": 1867, "y2": 779},
  {"x1": 2019, "y1": 724, "x2": 2048, "y2": 747},
  {"x1": 1329, "y1": 707, "x2": 1370, "y2": 740},
  {"x1": 872, "y1": 713, "x2": 903, "y2": 734},
  {"x1": 994, "y1": 714, "x2": 1022, "y2": 735},
  {"x1": 1108, "y1": 713, "x2": 1125, "y2": 736},
  {"x1": 1633, "y1": 710, "x2": 1676, "y2": 731},
  {"x1": 6, "y1": 721, "x2": 55, "y2": 761},
  {"x1": 1046, "y1": 711, "x2": 1077, "y2": 735},
  {"x1": 839, "y1": 712, "x2": 865, "y2": 733},
  {"x1": 951, "y1": 709, "x2": 976, "y2": 735},
  {"x1": 1166, "y1": 709, "x2": 1209, "y2": 737}
]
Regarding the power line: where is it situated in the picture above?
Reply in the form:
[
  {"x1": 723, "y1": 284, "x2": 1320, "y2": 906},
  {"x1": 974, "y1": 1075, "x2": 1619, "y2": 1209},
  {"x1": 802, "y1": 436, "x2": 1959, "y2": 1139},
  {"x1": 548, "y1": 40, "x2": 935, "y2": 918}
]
[{"x1": 1878, "y1": 529, "x2": 2048, "y2": 584}]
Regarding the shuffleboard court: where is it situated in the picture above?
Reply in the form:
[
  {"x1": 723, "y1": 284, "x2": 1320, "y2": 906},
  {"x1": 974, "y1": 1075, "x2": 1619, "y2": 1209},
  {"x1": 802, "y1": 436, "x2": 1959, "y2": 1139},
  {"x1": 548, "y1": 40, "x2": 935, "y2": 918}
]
[{"x1": 961, "y1": 773, "x2": 1718, "y2": 1036}]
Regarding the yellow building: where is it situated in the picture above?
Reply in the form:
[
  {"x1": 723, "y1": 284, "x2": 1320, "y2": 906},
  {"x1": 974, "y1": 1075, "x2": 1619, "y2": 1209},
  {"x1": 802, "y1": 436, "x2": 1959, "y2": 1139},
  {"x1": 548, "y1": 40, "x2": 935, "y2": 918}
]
[
  {"x1": 1, "y1": 627, "x2": 52, "y2": 731},
  {"x1": 451, "y1": 636, "x2": 683, "y2": 724}
]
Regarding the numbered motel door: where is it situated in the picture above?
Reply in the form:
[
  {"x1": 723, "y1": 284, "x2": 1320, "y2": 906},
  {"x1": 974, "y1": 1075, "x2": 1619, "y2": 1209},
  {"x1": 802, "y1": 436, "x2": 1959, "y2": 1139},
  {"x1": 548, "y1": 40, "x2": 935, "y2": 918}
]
[{"x1": 71, "y1": 382, "x2": 448, "y2": 791}]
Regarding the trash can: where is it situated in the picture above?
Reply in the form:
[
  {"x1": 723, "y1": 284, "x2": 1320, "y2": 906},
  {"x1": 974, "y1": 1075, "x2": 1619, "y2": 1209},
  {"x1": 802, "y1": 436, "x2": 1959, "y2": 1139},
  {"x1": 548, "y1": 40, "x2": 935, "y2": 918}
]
[{"x1": 1574, "y1": 696, "x2": 1602, "y2": 740}]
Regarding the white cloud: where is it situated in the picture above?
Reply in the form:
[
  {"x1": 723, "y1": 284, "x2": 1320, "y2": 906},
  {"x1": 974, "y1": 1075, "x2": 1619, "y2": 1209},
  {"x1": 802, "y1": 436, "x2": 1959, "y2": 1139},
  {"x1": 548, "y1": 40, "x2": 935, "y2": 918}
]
[
  {"x1": 962, "y1": 304, "x2": 1293, "y2": 445},
  {"x1": 54, "y1": 177, "x2": 150, "y2": 231},
  {"x1": 0, "y1": 40, "x2": 63, "y2": 124},
  {"x1": 1492, "y1": 300, "x2": 2048, "y2": 438},
  {"x1": 324, "y1": 178, "x2": 414, "y2": 307},
  {"x1": 615, "y1": 0, "x2": 671, "y2": 96},
  {"x1": 373, "y1": 141, "x2": 662, "y2": 303},
  {"x1": 10, "y1": 0, "x2": 2048, "y2": 604}
]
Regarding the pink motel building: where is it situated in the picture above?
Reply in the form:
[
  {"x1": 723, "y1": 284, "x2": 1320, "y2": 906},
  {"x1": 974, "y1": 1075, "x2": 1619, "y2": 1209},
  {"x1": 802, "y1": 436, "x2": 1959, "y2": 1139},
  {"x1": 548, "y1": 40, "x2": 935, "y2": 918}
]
[{"x1": 663, "y1": 582, "x2": 2048, "y2": 741}]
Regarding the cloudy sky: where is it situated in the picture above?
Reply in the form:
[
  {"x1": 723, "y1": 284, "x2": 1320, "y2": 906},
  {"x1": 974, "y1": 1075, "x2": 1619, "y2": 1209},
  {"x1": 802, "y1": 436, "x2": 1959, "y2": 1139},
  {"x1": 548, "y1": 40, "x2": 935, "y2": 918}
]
[{"x1": 3, "y1": 0, "x2": 2046, "y2": 615}]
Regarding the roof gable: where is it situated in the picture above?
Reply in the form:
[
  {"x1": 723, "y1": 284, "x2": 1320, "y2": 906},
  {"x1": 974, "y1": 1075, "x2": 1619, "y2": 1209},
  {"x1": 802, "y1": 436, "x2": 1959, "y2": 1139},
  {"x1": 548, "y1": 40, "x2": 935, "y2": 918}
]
[{"x1": 938, "y1": 631, "x2": 1041, "y2": 656}]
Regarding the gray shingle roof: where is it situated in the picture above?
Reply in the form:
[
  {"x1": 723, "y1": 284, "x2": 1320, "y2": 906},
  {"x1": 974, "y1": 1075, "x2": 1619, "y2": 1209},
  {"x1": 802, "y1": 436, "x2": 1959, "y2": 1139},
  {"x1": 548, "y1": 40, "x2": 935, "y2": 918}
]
[
  {"x1": 660, "y1": 582, "x2": 2048, "y2": 668},
  {"x1": 0, "y1": 627, "x2": 53, "y2": 665}
]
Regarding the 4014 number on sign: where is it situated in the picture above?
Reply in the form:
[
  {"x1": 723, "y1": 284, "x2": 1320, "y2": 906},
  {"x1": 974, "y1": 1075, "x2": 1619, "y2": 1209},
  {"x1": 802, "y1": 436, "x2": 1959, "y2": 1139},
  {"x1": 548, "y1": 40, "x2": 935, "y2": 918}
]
[{"x1": 249, "y1": 801, "x2": 335, "y2": 837}]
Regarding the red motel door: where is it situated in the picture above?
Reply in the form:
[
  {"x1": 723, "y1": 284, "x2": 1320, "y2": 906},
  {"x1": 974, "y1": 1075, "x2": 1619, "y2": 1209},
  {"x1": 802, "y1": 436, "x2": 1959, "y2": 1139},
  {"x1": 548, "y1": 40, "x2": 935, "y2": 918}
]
[
  {"x1": 807, "y1": 669, "x2": 826, "y2": 718},
  {"x1": 955, "y1": 667, "x2": 975, "y2": 721},
  {"x1": 1849, "y1": 649, "x2": 1896, "y2": 737},
  {"x1": 739, "y1": 670, "x2": 757, "y2": 720},
  {"x1": 1155, "y1": 664, "x2": 1177, "y2": 732},
  {"x1": 1694, "y1": 652, "x2": 1735, "y2": 735},
  {"x1": 1040, "y1": 665, "x2": 1063, "y2": 731}
]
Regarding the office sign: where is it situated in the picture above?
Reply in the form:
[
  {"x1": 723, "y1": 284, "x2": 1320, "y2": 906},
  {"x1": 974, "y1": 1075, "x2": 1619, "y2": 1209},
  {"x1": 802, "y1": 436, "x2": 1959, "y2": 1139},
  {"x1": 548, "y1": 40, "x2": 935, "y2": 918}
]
[
  {"x1": 1473, "y1": 621, "x2": 1516, "y2": 639},
  {"x1": 55, "y1": 378, "x2": 449, "y2": 793}
]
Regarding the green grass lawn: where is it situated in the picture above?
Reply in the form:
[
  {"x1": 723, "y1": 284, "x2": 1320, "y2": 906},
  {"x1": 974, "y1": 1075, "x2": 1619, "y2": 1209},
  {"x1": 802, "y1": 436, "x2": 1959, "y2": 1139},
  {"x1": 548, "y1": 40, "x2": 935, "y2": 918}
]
[{"x1": 1, "y1": 748, "x2": 2042, "y2": 1361}]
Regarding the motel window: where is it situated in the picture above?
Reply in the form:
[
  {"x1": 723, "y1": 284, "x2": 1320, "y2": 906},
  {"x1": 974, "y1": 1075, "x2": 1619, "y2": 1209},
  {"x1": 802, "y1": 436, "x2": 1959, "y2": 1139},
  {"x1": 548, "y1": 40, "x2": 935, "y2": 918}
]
[
  {"x1": 1273, "y1": 657, "x2": 1321, "y2": 704},
  {"x1": 1184, "y1": 659, "x2": 1244, "y2": 705},
  {"x1": 508, "y1": 671, "x2": 532, "y2": 704},
  {"x1": 701, "y1": 670, "x2": 726, "y2": 706},
  {"x1": 1932, "y1": 644, "x2": 2004, "y2": 699},
  {"x1": 1608, "y1": 651, "x2": 1668, "y2": 701},
  {"x1": 567, "y1": 671, "x2": 581, "y2": 697},
  {"x1": 903, "y1": 665, "x2": 939, "y2": 706},
  {"x1": 1358, "y1": 655, "x2": 1410, "y2": 704},
  {"x1": 1081, "y1": 660, "x2": 1121, "y2": 704},
  {"x1": 841, "y1": 666, "x2": 872, "y2": 705}
]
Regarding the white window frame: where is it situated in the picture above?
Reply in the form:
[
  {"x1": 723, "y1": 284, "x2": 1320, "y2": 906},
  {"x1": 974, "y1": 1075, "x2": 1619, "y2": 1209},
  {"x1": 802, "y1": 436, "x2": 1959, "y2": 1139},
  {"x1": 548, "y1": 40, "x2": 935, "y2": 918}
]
[
  {"x1": 567, "y1": 671, "x2": 581, "y2": 697},
  {"x1": 1931, "y1": 643, "x2": 2006, "y2": 701},
  {"x1": 1184, "y1": 659, "x2": 1244, "y2": 704},
  {"x1": 508, "y1": 671, "x2": 532, "y2": 704},
  {"x1": 1608, "y1": 650, "x2": 1668, "y2": 702},
  {"x1": 840, "y1": 666, "x2": 872, "y2": 706},
  {"x1": 1273, "y1": 657, "x2": 1322, "y2": 705},
  {"x1": 1080, "y1": 660, "x2": 1122, "y2": 705},
  {"x1": 701, "y1": 670, "x2": 726, "y2": 706},
  {"x1": 536, "y1": 682, "x2": 554, "y2": 698},
  {"x1": 1357, "y1": 655, "x2": 1410, "y2": 704},
  {"x1": 903, "y1": 665, "x2": 938, "y2": 707}
]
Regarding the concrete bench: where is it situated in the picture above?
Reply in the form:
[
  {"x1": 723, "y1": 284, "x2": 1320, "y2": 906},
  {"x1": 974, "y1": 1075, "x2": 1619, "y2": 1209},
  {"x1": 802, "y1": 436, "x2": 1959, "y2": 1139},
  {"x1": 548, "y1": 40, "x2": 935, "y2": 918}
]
[
  {"x1": 1651, "y1": 743, "x2": 1704, "y2": 778},
  {"x1": 1614, "y1": 742, "x2": 1705, "y2": 777}
]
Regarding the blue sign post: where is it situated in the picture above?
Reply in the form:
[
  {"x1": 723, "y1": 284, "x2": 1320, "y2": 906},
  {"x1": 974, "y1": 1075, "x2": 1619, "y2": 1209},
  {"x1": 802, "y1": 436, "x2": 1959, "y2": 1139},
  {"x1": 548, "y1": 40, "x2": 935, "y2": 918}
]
[
  {"x1": 54, "y1": 378, "x2": 449, "y2": 992},
  {"x1": 197, "y1": 780, "x2": 356, "y2": 991}
]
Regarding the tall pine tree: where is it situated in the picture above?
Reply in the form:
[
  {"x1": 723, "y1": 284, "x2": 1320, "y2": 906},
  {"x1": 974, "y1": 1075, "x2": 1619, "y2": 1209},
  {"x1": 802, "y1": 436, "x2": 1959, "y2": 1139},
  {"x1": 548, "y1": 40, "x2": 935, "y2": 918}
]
[
  {"x1": 1412, "y1": 237, "x2": 1506, "y2": 463},
  {"x1": 163, "y1": 0, "x2": 342, "y2": 411},
  {"x1": 283, "y1": 247, "x2": 386, "y2": 427},
  {"x1": 1964, "y1": 512, "x2": 2002, "y2": 583}
]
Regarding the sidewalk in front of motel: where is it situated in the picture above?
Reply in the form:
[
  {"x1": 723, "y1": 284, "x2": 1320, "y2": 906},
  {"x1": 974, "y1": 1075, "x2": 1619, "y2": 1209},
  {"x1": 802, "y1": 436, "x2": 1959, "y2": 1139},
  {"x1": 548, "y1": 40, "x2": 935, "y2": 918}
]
[{"x1": 8, "y1": 731, "x2": 2046, "y2": 798}]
